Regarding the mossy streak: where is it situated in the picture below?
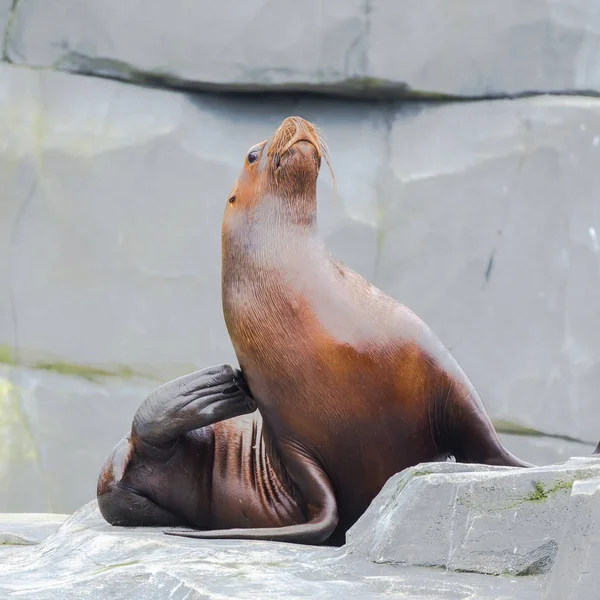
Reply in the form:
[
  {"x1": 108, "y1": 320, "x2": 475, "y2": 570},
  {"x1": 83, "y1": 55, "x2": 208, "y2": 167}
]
[
  {"x1": 0, "y1": 344, "x2": 16, "y2": 365},
  {"x1": 525, "y1": 480, "x2": 574, "y2": 503},
  {"x1": 0, "y1": 344, "x2": 154, "y2": 381},
  {"x1": 34, "y1": 361, "x2": 137, "y2": 382}
]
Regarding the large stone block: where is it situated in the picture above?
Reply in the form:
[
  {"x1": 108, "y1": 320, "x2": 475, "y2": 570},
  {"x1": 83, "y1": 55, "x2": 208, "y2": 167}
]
[
  {"x1": 367, "y1": 0, "x2": 600, "y2": 97},
  {"x1": 6, "y1": 0, "x2": 368, "y2": 91},
  {"x1": 6, "y1": 0, "x2": 600, "y2": 97},
  {"x1": 0, "y1": 62, "x2": 384, "y2": 382},
  {"x1": 0, "y1": 365, "x2": 156, "y2": 513},
  {"x1": 0, "y1": 0, "x2": 11, "y2": 42},
  {"x1": 379, "y1": 96, "x2": 600, "y2": 445},
  {"x1": 346, "y1": 458, "x2": 600, "y2": 578},
  {"x1": 545, "y1": 477, "x2": 600, "y2": 599}
]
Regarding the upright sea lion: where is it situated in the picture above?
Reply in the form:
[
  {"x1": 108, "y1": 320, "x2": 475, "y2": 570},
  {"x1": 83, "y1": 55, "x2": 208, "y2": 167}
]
[
  {"x1": 162, "y1": 116, "x2": 600, "y2": 546},
  {"x1": 98, "y1": 116, "x2": 599, "y2": 546}
]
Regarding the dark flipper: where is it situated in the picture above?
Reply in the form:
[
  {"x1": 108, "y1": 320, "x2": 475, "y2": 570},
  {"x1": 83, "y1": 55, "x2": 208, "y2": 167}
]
[
  {"x1": 442, "y1": 379, "x2": 534, "y2": 468},
  {"x1": 444, "y1": 377, "x2": 600, "y2": 465},
  {"x1": 97, "y1": 364, "x2": 255, "y2": 526},
  {"x1": 132, "y1": 364, "x2": 255, "y2": 448},
  {"x1": 164, "y1": 449, "x2": 338, "y2": 545}
]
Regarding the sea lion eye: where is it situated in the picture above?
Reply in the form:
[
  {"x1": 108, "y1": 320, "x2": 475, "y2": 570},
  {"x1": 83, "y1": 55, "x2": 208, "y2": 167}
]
[{"x1": 247, "y1": 150, "x2": 259, "y2": 164}]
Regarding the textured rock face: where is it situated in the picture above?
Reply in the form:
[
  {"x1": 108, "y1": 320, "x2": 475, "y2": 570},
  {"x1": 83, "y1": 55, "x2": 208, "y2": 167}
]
[
  {"x1": 6, "y1": 0, "x2": 600, "y2": 97},
  {"x1": 346, "y1": 458, "x2": 600, "y2": 577},
  {"x1": 0, "y1": 62, "x2": 382, "y2": 382},
  {"x1": 3, "y1": 462, "x2": 599, "y2": 598},
  {"x1": 0, "y1": 365, "x2": 156, "y2": 513},
  {"x1": 0, "y1": 60, "x2": 599, "y2": 513},
  {"x1": 545, "y1": 477, "x2": 600, "y2": 599},
  {"x1": 0, "y1": 466, "x2": 559, "y2": 600},
  {"x1": 0, "y1": 0, "x2": 11, "y2": 42},
  {"x1": 381, "y1": 97, "x2": 600, "y2": 446},
  {"x1": 6, "y1": 0, "x2": 369, "y2": 91},
  {"x1": 0, "y1": 513, "x2": 68, "y2": 545},
  {"x1": 367, "y1": 0, "x2": 600, "y2": 97}
]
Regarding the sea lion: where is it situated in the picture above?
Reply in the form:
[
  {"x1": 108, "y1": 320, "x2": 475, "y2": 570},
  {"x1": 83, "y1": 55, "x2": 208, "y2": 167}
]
[
  {"x1": 99, "y1": 116, "x2": 599, "y2": 547},
  {"x1": 162, "y1": 116, "x2": 599, "y2": 546}
]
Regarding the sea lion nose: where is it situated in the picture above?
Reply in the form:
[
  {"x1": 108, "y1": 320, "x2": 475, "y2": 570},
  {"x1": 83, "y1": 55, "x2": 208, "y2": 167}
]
[
  {"x1": 276, "y1": 116, "x2": 321, "y2": 161},
  {"x1": 280, "y1": 116, "x2": 306, "y2": 127}
]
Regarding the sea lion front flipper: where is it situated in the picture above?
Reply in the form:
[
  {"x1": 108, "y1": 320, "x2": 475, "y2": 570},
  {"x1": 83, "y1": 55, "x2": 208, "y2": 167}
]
[
  {"x1": 132, "y1": 364, "x2": 256, "y2": 449},
  {"x1": 440, "y1": 379, "x2": 534, "y2": 468},
  {"x1": 594, "y1": 442, "x2": 600, "y2": 455},
  {"x1": 163, "y1": 451, "x2": 338, "y2": 545}
]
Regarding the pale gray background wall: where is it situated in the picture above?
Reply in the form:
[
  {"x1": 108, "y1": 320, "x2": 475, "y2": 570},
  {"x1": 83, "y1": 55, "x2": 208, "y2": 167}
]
[{"x1": 1, "y1": 1, "x2": 599, "y2": 513}]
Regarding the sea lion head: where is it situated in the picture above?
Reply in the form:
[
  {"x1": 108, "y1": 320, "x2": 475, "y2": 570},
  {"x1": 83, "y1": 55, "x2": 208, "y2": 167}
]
[{"x1": 224, "y1": 116, "x2": 332, "y2": 225}]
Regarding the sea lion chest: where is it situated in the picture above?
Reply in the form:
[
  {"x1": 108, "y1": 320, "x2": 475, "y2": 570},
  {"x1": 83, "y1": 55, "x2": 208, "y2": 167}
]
[
  {"x1": 222, "y1": 233, "x2": 441, "y2": 530},
  {"x1": 223, "y1": 239, "x2": 421, "y2": 439}
]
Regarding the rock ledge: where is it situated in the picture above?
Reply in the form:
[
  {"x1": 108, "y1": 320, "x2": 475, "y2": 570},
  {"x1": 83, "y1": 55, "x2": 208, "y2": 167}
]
[{"x1": 3, "y1": 459, "x2": 599, "y2": 599}]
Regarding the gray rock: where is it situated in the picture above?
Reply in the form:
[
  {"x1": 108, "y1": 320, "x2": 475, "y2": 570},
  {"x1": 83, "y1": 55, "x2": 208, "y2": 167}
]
[
  {"x1": 545, "y1": 477, "x2": 600, "y2": 599},
  {"x1": 0, "y1": 513, "x2": 69, "y2": 545},
  {"x1": 499, "y1": 433, "x2": 596, "y2": 467},
  {"x1": 378, "y1": 96, "x2": 600, "y2": 446},
  {"x1": 0, "y1": 497, "x2": 543, "y2": 600},
  {"x1": 367, "y1": 0, "x2": 600, "y2": 97},
  {"x1": 6, "y1": 0, "x2": 369, "y2": 91},
  {"x1": 0, "y1": 364, "x2": 156, "y2": 513},
  {"x1": 345, "y1": 458, "x2": 600, "y2": 578},
  {"x1": 0, "y1": 0, "x2": 12, "y2": 46},
  {"x1": 6, "y1": 0, "x2": 600, "y2": 97},
  {"x1": 0, "y1": 61, "x2": 384, "y2": 383}
]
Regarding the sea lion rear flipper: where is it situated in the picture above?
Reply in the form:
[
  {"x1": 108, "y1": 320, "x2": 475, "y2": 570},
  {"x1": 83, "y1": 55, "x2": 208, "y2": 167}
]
[
  {"x1": 594, "y1": 442, "x2": 600, "y2": 455},
  {"x1": 132, "y1": 364, "x2": 256, "y2": 448},
  {"x1": 163, "y1": 452, "x2": 338, "y2": 545}
]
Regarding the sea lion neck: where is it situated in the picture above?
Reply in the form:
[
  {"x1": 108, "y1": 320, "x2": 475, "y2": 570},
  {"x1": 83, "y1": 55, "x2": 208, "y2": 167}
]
[{"x1": 222, "y1": 191, "x2": 319, "y2": 261}]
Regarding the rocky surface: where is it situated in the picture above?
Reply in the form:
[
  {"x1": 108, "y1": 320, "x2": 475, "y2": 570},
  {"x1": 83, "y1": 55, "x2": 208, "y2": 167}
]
[
  {"x1": 1, "y1": 463, "x2": 572, "y2": 600},
  {"x1": 0, "y1": 0, "x2": 10, "y2": 43},
  {"x1": 545, "y1": 476, "x2": 600, "y2": 599},
  {"x1": 381, "y1": 96, "x2": 600, "y2": 447},
  {"x1": 0, "y1": 364, "x2": 156, "y2": 513},
  {"x1": 5, "y1": 0, "x2": 369, "y2": 92},
  {"x1": 366, "y1": 0, "x2": 600, "y2": 97},
  {"x1": 0, "y1": 512, "x2": 68, "y2": 545},
  {"x1": 0, "y1": 60, "x2": 599, "y2": 513},
  {"x1": 346, "y1": 458, "x2": 600, "y2": 578},
  {"x1": 4, "y1": 0, "x2": 600, "y2": 97}
]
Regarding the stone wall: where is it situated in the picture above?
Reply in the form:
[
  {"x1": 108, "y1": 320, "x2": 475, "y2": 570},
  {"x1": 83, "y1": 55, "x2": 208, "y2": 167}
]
[{"x1": 1, "y1": 1, "x2": 599, "y2": 513}]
